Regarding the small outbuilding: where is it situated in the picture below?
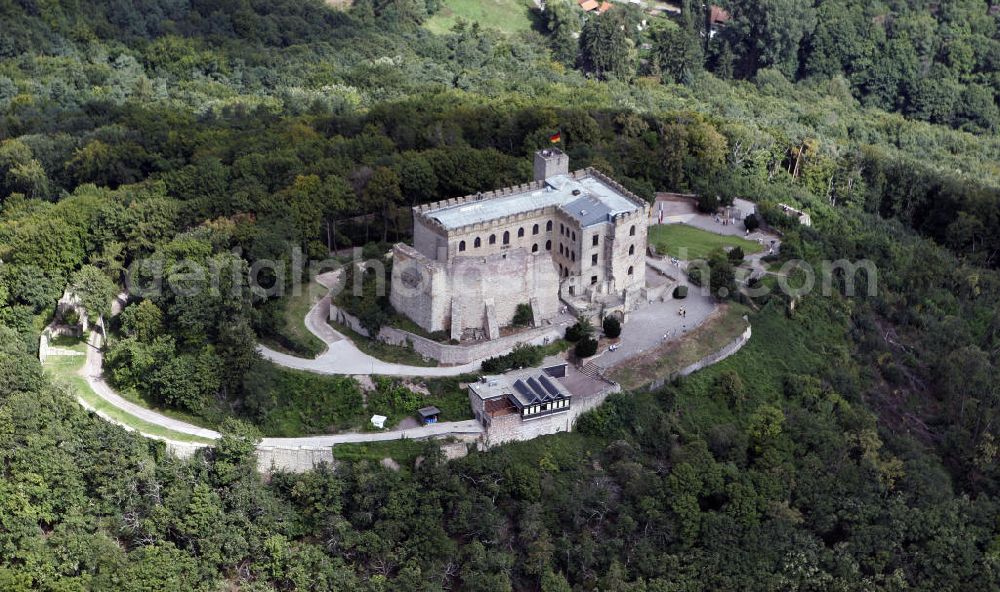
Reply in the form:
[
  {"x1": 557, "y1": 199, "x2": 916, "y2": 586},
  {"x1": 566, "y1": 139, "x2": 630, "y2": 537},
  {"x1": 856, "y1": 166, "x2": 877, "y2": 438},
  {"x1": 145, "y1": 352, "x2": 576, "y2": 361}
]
[
  {"x1": 371, "y1": 414, "x2": 388, "y2": 429},
  {"x1": 417, "y1": 406, "x2": 441, "y2": 425}
]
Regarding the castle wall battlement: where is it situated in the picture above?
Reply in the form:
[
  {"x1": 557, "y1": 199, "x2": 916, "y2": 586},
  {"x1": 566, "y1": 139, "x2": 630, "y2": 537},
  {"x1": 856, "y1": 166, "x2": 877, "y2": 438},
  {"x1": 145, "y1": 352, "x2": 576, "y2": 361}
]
[{"x1": 413, "y1": 168, "x2": 649, "y2": 237}]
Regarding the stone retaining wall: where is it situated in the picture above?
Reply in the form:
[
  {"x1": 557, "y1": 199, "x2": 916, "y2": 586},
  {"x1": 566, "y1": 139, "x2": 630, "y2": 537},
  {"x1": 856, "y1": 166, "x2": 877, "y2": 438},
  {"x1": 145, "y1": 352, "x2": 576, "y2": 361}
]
[
  {"x1": 646, "y1": 324, "x2": 752, "y2": 391},
  {"x1": 330, "y1": 304, "x2": 565, "y2": 366},
  {"x1": 330, "y1": 303, "x2": 372, "y2": 337},
  {"x1": 256, "y1": 445, "x2": 334, "y2": 473},
  {"x1": 164, "y1": 436, "x2": 477, "y2": 473},
  {"x1": 380, "y1": 324, "x2": 564, "y2": 365}
]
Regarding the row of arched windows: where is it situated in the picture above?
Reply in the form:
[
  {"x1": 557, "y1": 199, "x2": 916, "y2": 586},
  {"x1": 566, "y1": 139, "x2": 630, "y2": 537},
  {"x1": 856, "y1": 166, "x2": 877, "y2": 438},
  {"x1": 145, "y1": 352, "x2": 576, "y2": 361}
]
[
  {"x1": 456, "y1": 220, "x2": 557, "y2": 253},
  {"x1": 457, "y1": 222, "x2": 637, "y2": 253}
]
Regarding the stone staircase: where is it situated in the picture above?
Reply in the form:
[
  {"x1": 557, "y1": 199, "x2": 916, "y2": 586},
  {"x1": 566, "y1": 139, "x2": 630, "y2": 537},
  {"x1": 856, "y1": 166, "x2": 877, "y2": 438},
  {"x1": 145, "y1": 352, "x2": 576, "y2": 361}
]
[
  {"x1": 581, "y1": 361, "x2": 603, "y2": 379},
  {"x1": 581, "y1": 360, "x2": 618, "y2": 386}
]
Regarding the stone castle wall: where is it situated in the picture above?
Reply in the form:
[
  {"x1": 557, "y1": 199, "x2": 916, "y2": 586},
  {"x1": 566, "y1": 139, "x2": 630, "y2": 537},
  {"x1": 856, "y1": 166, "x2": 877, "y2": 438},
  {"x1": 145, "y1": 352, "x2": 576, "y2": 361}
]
[
  {"x1": 330, "y1": 302, "x2": 566, "y2": 365},
  {"x1": 390, "y1": 242, "x2": 561, "y2": 336},
  {"x1": 607, "y1": 208, "x2": 649, "y2": 293},
  {"x1": 389, "y1": 244, "x2": 450, "y2": 333}
]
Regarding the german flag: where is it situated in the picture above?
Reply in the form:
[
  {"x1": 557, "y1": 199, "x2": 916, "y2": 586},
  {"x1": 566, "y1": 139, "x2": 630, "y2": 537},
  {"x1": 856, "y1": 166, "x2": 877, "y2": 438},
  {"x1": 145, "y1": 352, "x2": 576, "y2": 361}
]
[{"x1": 549, "y1": 132, "x2": 561, "y2": 144}]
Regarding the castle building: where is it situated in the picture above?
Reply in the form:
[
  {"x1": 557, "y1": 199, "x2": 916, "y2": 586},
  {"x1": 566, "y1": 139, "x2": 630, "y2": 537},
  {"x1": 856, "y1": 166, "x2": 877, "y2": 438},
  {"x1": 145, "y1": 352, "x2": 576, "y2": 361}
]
[{"x1": 390, "y1": 149, "x2": 650, "y2": 340}]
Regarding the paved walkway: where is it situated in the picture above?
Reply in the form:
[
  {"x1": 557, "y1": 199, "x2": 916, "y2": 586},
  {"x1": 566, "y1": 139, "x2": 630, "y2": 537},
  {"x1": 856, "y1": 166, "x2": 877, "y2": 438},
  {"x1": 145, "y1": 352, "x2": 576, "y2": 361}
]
[
  {"x1": 594, "y1": 274, "x2": 717, "y2": 370},
  {"x1": 259, "y1": 271, "x2": 483, "y2": 377},
  {"x1": 73, "y1": 328, "x2": 483, "y2": 450},
  {"x1": 81, "y1": 331, "x2": 222, "y2": 440},
  {"x1": 258, "y1": 342, "x2": 482, "y2": 377}
]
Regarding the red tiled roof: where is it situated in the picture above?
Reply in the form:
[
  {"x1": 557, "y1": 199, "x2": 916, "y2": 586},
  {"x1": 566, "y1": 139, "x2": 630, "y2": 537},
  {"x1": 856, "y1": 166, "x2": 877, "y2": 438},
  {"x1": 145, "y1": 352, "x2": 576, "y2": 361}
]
[
  {"x1": 710, "y1": 5, "x2": 731, "y2": 24},
  {"x1": 579, "y1": 0, "x2": 599, "y2": 11},
  {"x1": 598, "y1": 1, "x2": 613, "y2": 13}
]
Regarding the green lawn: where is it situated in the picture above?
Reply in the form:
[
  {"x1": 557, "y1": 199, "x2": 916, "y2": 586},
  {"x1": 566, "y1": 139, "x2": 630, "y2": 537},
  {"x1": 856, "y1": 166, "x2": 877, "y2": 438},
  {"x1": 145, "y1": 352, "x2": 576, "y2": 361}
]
[
  {"x1": 424, "y1": 0, "x2": 536, "y2": 35},
  {"x1": 43, "y1": 339, "x2": 216, "y2": 445},
  {"x1": 648, "y1": 224, "x2": 763, "y2": 261}
]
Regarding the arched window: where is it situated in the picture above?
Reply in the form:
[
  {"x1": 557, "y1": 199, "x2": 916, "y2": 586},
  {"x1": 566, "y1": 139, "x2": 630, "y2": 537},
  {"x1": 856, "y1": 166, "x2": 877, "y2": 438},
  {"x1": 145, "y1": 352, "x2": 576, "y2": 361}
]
[
  {"x1": 532, "y1": 224, "x2": 539, "y2": 235},
  {"x1": 628, "y1": 244, "x2": 635, "y2": 255},
  {"x1": 474, "y1": 237, "x2": 481, "y2": 248},
  {"x1": 545, "y1": 240, "x2": 552, "y2": 251},
  {"x1": 563, "y1": 268, "x2": 569, "y2": 278},
  {"x1": 546, "y1": 221, "x2": 553, "y2": 232},
  {"x1": 489, "y1": 234, "x2": 496, "y2": 245},
  {"x1": 560, "y1": 223, "x2": 564, "y2": 234},
  {"x1": 459, "y1": 240, "x2": 466, "y2": 252},
  {"x1": 571, "y1": 231, "x2": 576, "y2": 241},
  {"x1": 559, "y1": 244, "x2": 564, "y2": 255},
  {"x1": 627, "y1": 265, "x2": 634, "y2": 275},
  {"x1": 629, "y1": 225, "x2": 636, "y2": 236},
  {"x1": 503, "y1": 231, "x2": 510, "y2": 245},
  {"x1": 532, "y1": 243, "x2": 539, "y2": 253},
  {"x1": 571, "y1": 252, "x2": 576, "y2": 262},
  {"x1": 517, "y1": 227, "x2": 525, "y2": 238}
]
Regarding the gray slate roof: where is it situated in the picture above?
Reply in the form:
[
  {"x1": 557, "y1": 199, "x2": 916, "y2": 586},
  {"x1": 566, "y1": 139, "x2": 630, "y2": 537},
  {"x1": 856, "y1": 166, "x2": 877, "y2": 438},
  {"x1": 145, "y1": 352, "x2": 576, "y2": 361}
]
[
  {"x1": 425, "y1": 173, "x2": 640, "y2": 230},
  {"x1": 562, "y1": 194, "x2": 614, "y2": 227}
]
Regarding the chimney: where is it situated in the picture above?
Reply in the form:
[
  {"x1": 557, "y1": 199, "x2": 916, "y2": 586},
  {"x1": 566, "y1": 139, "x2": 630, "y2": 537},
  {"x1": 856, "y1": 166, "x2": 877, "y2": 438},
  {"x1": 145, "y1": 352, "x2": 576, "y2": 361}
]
[{"x1": 533, "y1": 148, "x2": 569, "y2": 182}]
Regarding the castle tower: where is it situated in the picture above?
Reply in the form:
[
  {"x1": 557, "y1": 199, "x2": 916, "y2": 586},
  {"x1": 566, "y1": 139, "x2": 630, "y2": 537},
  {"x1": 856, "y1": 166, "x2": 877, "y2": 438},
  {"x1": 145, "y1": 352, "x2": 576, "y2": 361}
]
[{"x1": 533, "y1": 148, "x2": 569, "y2": 181}]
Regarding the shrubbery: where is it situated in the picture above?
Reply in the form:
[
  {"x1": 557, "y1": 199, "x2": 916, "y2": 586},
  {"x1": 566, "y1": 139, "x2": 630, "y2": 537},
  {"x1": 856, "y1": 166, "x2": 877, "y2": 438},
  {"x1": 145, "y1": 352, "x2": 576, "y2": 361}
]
[
  {"x1": 697, "y1": 193, "x2": 720, "y2": 213},
  {"x1": 728, "y1": 246, "x2": 745, "y2": 262},
  {"x1": 481, "y1": 344, "x2": 544, "y2": 373},
  {"x1": 366, "y1": 377, "x2": 425, "y2": 426},
  {"x1": 574, "y1": 337, "x2": 598, "y2": 358},
  {"x1": 512, "y1": 303, "x2": 533, "y2": 327},
  {"x1": 336, "y1": 259, "x2": 394, "y2": 335},
  {"x1": 602, "y1": 316, "x2": 621, "y2": 338},
  {"x1": 565, "y1": 318, "x2": 594, "y2": 342}
]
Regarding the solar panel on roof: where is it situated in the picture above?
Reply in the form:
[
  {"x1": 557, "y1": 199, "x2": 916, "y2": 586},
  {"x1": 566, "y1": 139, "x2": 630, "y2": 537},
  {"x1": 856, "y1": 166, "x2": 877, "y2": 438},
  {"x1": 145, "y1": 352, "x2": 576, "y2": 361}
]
[
  {"x1": 513, "y1": 379, "x2": 537, "y2": 403},
  {"x1": 539, "y1": 375, "x2": 562, "y2": 396},
  {"x1": 526, "y1": 377, "x2": 546, "y2": 398}
]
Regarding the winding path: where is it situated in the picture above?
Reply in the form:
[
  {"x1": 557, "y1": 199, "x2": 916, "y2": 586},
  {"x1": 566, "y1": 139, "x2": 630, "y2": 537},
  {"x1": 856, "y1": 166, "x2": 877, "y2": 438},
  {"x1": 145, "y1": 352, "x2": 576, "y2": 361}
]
[
  {"x1": 77, "y1": 333, "x2": 481, "y2": 449},
  {"x1": 257, "y1": 271, "x2": 482, "y2": 377},
  {"x1": 65, "y1": 212, "x2": 767, "y2": 456}
]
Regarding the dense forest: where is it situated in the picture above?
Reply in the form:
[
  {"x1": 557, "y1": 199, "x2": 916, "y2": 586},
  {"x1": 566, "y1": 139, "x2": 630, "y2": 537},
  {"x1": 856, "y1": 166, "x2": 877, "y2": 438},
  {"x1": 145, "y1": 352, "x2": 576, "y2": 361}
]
[{"x1": 0, "y1": 0, "x2": 999, "y2": 589}]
